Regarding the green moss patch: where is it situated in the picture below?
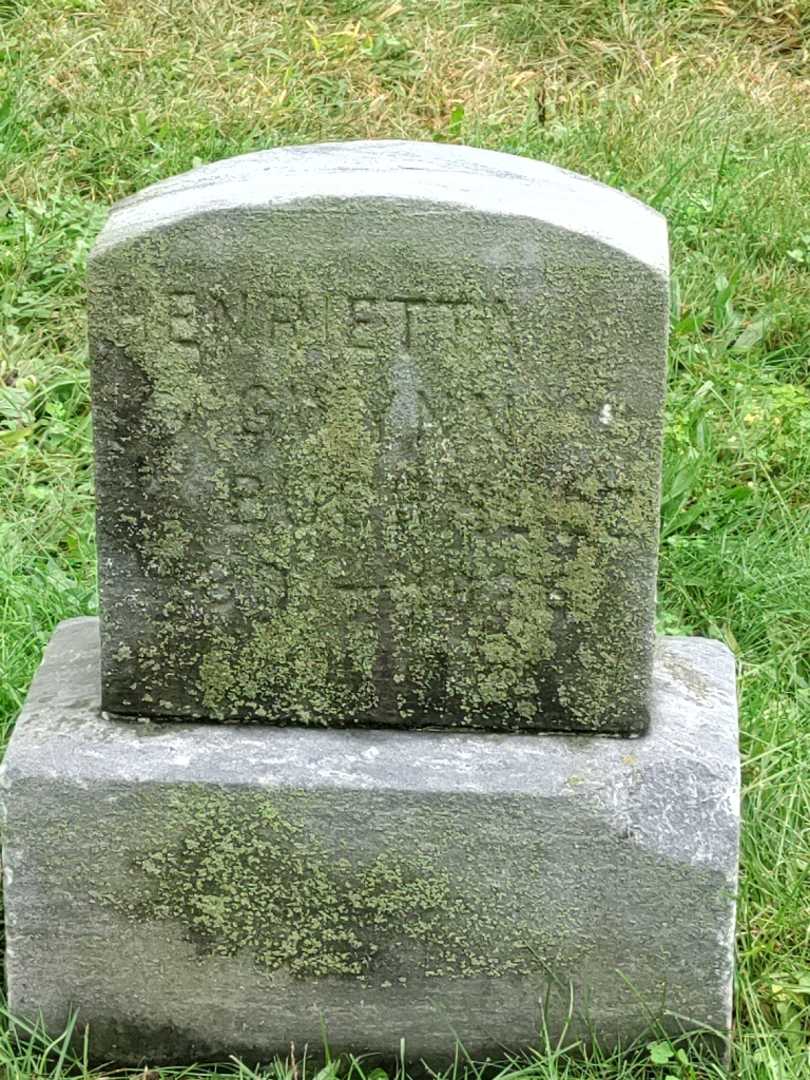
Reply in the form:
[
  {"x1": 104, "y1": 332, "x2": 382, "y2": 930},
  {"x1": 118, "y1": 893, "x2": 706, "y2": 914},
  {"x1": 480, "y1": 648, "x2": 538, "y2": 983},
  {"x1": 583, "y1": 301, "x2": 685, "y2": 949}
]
[{"x1": 110, "y1": 787, "x2": 545, "y2": 984}]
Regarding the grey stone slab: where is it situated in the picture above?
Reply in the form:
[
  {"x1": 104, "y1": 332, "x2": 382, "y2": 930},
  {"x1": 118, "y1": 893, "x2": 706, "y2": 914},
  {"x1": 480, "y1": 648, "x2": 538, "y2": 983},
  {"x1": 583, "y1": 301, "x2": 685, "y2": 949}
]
[
  {"x1": 88, "y1": 140, "x2": 669, "y2": 733},
  {"x1": 2, "y1": 618, "x2": 739, "y2": 1066}
]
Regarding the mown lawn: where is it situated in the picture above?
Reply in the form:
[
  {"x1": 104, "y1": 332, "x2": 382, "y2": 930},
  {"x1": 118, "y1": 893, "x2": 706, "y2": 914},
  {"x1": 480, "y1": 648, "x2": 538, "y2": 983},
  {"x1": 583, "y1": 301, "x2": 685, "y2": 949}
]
[{"x1": 1, "y1": 1, "x2": 809, "y2": 1077}]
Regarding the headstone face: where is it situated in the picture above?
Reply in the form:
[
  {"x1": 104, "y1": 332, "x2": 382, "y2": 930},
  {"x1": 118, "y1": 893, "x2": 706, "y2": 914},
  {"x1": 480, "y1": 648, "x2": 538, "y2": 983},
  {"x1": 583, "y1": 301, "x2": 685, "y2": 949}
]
[{"x1": 89, "y1": 141, "x2": 669, "y2": 731}]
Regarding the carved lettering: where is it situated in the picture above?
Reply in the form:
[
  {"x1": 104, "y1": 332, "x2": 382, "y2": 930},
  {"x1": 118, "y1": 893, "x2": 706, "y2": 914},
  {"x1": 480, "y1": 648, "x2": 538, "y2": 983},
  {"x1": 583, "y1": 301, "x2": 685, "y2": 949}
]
[
  {"x1": 397, "y1": 297, "x2": 468, "y2": 349},
  {"x1": 169, "y1": 291, "x2": 197, "y2": 342},
  {"x1": 168, "y1": 290, "x2": 200, "y2": 360},
  {"x1": 242, "y1": 383, "x2": 276, "y2": 435},
  {"x1": 234, "y1": 475, "x2": 265, "y2": 521},
  {"x1": 210, "y1": 285, "x2": 247, "y2": 327},
  {"x1": 348, "y1": 298, "x2": 400, "y2": 349},
  {"x1": 164, "y1": 288, "x2": 514, "y2": 358},
  {"x1": 347, "y1": 296, "x2": 472, "y2": 351},
  {"x1": 208, "y1": 562, "x2": 234, "y2": 613},
  {"x1": 268, "y1": 295, "x2": 302, "y2": 343}
]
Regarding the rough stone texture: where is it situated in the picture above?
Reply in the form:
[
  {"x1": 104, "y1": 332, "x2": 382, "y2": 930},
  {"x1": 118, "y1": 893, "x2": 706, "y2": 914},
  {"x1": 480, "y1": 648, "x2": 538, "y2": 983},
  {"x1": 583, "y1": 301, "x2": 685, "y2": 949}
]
[
  {"x1": 2, "y1": 618, "x2": 739, "y2": 1066},
  {"x1": 88, "y1": 140, "x2": 669, "y2": 733}
]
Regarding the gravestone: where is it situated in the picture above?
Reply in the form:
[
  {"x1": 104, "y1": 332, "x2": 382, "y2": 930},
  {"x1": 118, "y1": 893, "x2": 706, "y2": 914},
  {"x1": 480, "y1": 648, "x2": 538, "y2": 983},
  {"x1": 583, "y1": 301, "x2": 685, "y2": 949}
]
[
  {"x1": 88, "y1": 141, "x2": 668, "y2": 733},
  {"x1": 1, "y1": 142, "x2": 740, "y2": 1068}
]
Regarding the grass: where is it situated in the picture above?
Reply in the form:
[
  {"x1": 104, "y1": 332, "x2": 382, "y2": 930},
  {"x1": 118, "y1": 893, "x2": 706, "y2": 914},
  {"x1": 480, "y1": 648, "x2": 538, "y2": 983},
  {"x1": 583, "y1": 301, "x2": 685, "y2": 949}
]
[{"x1": 0, "y1": 0, "x2": 809, "y2": 1076}]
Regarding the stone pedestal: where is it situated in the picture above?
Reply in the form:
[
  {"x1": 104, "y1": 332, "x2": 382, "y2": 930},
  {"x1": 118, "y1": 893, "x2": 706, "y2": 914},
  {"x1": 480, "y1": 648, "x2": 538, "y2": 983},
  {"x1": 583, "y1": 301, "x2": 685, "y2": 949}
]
[{"x1": 1, "y1": 618, "x2": 739, "y2": 1066}]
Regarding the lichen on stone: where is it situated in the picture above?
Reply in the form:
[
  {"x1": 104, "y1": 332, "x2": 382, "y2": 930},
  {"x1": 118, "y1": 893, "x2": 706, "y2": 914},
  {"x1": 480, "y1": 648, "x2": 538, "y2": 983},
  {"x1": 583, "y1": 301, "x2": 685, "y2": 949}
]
[
  {"x1": 109, "y1": 787, "x2": 546, "y2": 984},
  {"x1": 89, "y1": 207, "x2": 667, "y2": 732}
]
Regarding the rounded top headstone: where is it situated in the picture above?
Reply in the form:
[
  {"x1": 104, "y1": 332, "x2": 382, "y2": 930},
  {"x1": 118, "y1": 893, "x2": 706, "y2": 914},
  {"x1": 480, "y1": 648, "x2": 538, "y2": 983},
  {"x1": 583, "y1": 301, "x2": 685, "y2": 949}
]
[
  {"x1": 89, "y1": 140, "x2": 669, "y2": 733},
  {"x1": 93, "y1": 140, "x2": 668, "y2": 277}
]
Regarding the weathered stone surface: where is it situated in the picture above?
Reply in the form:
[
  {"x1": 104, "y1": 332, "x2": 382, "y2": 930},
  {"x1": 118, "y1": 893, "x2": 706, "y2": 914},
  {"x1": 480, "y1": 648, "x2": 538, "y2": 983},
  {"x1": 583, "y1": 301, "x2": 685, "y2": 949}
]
[
  {"x1": 2, "y1": 618, "x2": 738, "y2": 1065},
  {"x1": 89, "y1": 140, "x2": 669, "y2": 732}
]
